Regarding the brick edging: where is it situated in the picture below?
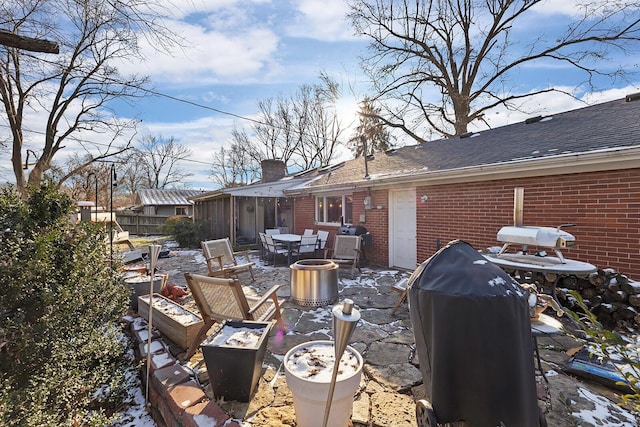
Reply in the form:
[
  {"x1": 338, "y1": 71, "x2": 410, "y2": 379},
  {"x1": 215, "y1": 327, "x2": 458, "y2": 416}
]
[{"x1": 121, "y1": 315, "x2": 241, "y2": 427}]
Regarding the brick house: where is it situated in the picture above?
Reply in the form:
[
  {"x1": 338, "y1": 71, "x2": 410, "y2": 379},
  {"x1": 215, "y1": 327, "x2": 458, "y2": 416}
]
[{"x1": 283, "y1": 94, "x2": 640, "y2": 279}]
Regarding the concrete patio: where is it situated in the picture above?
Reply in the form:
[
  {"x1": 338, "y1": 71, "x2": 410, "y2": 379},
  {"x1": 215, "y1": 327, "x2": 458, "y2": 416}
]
[{"x1": 143, "y1": 249, "x2": 637, "y2": 427}]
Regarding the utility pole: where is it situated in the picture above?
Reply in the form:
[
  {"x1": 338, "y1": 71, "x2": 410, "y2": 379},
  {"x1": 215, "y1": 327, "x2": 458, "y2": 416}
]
[{"x1": 0, "y1": 29, "x2": 59, "y2": 54}]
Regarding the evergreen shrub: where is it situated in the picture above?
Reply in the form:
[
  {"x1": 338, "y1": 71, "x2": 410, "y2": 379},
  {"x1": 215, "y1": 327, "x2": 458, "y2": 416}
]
[
  {"x1": 0, "y1": 185, "x2": 132, "y2": 426},
  {"x1": 160, "y1": 215, "x2": 207, "y2": 248}
]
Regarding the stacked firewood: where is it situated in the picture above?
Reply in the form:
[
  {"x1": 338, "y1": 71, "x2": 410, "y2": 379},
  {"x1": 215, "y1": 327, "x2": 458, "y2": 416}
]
[{"x1": 540, "y1": 269, "x2": 640, "y2": 329}]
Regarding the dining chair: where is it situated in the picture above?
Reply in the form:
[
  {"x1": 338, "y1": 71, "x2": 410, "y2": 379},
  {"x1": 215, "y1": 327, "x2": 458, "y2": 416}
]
[
  {"x1": 263, "y1": 234, "x2": 288, "y2": 266},
  {"x1": 293, "y1": 234, "x2": 319, "y2": 260},
  {"x1": 303, "y1": 229, "x2": 314, "y2": 236},
  {"x1": 316, "y1": 230, "x2": 329, "y2": 251}
]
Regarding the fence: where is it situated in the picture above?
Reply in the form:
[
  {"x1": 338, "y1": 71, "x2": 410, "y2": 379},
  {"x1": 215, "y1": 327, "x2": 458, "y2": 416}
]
[{"x1": 116, "y1": 213, "x2": 171, "y2": 236}]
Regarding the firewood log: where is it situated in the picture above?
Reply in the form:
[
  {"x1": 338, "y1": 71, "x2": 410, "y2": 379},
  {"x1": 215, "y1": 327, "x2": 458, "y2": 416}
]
[
  {"x1": 628, "y1": 294, "x2": 640, "y2": 308},
  {"x1": 616, "y1": 273, "x2": 629, "y2": 286},
  {"x1": 621, "y1": 280, "x2": 640, "y2": 296},
  {"x1": 561, "y1": 275, "x2": 579, "y2": 289},
  {"x1": 588, "y1": 271, "x2": 606, "y2": 286}
]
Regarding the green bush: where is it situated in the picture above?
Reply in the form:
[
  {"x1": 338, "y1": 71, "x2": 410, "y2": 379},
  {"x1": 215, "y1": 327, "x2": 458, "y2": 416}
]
[
  {"x1": 0, "y1": 185, "x2": 132, "y2": 426},
  {"x1": 160, "y1": 215, "x2": 207, "y2": 248}
]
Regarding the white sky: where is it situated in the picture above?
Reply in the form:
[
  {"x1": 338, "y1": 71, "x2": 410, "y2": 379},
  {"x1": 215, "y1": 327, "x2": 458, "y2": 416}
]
[{"x1": 2, "y1": 0, "x2": 640, "y2": 189}]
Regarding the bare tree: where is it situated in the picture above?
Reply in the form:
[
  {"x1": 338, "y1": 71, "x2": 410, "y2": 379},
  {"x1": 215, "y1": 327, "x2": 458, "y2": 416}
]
[
  {"x1": 135, "y1": 135, "x2": 193, "y2": 189},
  {"x1": 296, "y1": 72, "x2": 344, "y2": 168},
  {"x1": 118, "y1": 150, "x2": 147, "y2": 194},
  {"x1": 349, "y1": 97, "x2": 393, "y2": 157},
  {"x1": 0, "y1": 0, "x2": 178, "y2": 194},
  {"x1": 251, "y1": 73, "x2": 344, "y2": 171},
  {"x1": 211, "y1": 128, "x2": 261, "y2": 188},
  {"x1": 348, "y1": 0, "x2": 640, "y2": 139},
  {"x1": 252, "y1": 96, "x2": 298, "y2": 166}
]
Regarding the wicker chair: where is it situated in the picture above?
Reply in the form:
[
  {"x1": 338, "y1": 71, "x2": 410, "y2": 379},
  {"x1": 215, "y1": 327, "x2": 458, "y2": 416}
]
[
  {"x1": 201, "y1": 238, "x2": 255, "y2": 280},
  {"x1": 182, "y1": 273, "x2": 285, "y2": 360}
]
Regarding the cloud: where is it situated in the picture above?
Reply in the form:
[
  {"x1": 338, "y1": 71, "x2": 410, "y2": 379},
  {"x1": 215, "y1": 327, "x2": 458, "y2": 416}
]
[
  {"x1": 284, "y1": 0, "x2": 355, "y2": 41},
  {"x1": 119, "y1": 18, "x2": 279, "y2": 84}
]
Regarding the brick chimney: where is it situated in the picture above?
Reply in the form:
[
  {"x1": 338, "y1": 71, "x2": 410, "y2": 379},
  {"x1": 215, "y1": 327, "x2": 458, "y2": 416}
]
[{"x1": 261, "y1": 159, "x2": 287, "y2": 183}]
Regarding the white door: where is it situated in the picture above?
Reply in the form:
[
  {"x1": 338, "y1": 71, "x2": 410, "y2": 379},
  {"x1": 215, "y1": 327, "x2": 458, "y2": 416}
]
[{"x1": 390, "y1": 188, "x2": 417, "y2": 269}]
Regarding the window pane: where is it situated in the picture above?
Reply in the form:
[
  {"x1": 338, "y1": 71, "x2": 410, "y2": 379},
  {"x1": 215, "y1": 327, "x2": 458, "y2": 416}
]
[
  {"x1": 344, "y1": 196, "x2": 353, "y2": 224},
  {"x1": 316, "y1": 197, "x2": 325, "y2": 223},
  {"x1": 327, "y1": 196, "x2": 342, "y2": 223}
]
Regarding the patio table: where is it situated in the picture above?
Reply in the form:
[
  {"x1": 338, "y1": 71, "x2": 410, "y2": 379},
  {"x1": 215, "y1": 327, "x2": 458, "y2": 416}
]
[{"x1": 272, "y1": 233, "x2": 302, "y2": 266}]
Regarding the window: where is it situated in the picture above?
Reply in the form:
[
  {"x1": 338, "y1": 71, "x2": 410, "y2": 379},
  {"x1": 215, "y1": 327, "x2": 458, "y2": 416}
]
[
  {"x1": 315, "y1": 195, "x2": 353, "y2": 224},
  {"x1": 175, "y1": 206, "x2": 188, "y2": 216}
]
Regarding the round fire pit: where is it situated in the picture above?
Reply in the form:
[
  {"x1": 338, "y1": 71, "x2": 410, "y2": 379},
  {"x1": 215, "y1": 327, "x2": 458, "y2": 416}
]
[{"x1": 290, "y1": 259, "x2": 339, "y2": 307}]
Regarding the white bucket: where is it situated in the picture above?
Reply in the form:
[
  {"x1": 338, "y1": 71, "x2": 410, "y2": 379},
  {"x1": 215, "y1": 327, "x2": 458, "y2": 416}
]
[{"x1": 284, "y1": 340, "x2": 362, "y2": 427}]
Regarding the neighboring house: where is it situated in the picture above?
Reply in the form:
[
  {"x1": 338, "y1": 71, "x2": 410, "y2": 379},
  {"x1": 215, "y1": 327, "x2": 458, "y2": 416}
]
[
  {"x1": 134, "y1": 188, "x2": 201, "y2": 216},
  {"x1": 283, "y1": 94, "x2": 640, "y2": 278}
]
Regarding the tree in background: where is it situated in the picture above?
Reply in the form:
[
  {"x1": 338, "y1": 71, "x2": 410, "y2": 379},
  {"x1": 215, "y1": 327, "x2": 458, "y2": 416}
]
[
  {"x1": 294, "y1": 73, "x2": 344, "y2": 170},
  {"x1": 122, "y1": 135, "x2": 193, "y2": 190},
  {"x1": 48, "y1": 155, "x2": 117, "y2": 209},
  {"x1": 0, "y1": 0, "x2": 178, "y2": 194},
  {"x1": 245, "y1": 72, "x2": 344, "y2": 174},
  {"x1": 348, "y1": 1, "x2": 640, "y2": 139},
  {"x1": 349, "y1": 97, "x2": 393, "y2": 157},
  {"x1": 0, "y1": 184, "x2": 131, "y2": 426},
  {"x1": 210, "y1": 128, "x2": 261, "y2": 188}
]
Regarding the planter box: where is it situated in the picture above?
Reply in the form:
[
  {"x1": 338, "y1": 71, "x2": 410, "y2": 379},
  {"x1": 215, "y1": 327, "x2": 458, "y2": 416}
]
[
  {"x1": 201, "y1": 320, "x2": 272, "y2": 402},
  {"x1": 137, "y1": 293, "x2": 204, "y2": 350},
  {"x1": 125, "y1": 274, "x2": 164, "y2": 310}
]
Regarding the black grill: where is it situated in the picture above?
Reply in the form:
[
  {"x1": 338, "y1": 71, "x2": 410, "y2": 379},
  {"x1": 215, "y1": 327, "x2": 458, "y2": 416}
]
[{"x1": 408, "y1": 240, "x2": 539, "y2": 426}]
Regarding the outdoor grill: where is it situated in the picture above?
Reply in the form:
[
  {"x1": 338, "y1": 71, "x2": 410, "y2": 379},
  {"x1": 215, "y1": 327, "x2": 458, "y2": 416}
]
[{"x1": 408, "y1": 240, "x2": 542, "y2": 427}]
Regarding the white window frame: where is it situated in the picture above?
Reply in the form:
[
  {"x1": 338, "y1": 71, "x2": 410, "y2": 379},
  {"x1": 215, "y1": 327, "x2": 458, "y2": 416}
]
[
  {"x1": 175, "y1": 206, "x2": 188, "y2": 216},
  {"x1": 315, "y1": 195, "x2": 353, "y2": 226}
]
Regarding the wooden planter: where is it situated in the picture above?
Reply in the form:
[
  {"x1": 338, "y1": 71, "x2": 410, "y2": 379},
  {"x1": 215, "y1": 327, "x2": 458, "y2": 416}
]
[{"x1": 137, "y1": 294, "x2": 204, "y2": 350}]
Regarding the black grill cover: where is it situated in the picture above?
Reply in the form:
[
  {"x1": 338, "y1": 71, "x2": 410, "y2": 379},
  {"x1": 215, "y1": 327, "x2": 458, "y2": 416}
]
[{"x1": 408, "y1": 240, "x2": 538, "y2": 427}]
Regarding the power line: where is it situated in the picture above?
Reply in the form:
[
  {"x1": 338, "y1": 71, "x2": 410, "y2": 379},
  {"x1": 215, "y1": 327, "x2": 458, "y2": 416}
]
[
  {"x1": 123, "y1": 80, "x2": 359, "y2": 144},
  {"x1": 0, "y1": 81, "x2": 360, "y2": 170},
  {"x1": 0, "y1": 122, "x2": 214, "y2": 167}
]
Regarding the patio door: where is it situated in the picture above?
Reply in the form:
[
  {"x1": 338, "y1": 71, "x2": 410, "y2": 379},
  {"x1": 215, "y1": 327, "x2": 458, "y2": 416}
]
[{"x1": 390, "y1": 188, "x2": 417, "y2": 270}]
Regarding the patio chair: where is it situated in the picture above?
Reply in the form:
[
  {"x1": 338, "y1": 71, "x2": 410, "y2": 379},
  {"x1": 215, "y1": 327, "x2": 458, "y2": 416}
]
[
  {"x1": 265, "y1": 229, "x2": 280, "y2": 236},
  {"x1": 258, "y1": 232, "x2": 268, "y2": 261},
  {"x1": 292, "y1": 234, "x2": 319, "y2": 260},
  {"x1": 317, "y1": 230, "x2": 329, "y2": 251},
  {"x1": 324, "y1": 234, "x2": 362, "y2": 278},
  {"x1": 303, "y1": 228, "x2": 314, "y2": 236},
  {"x1": 183, "y1": 273, "x2": 285, "y2": 360},
  {"x1": 201, "y1": 238, "x2": 255, "y2": 281},
  {"x1": 390, "y1": 278, "x2": 409, "y2": 315},
  {"x1": 263, "y1": 233, "x2": 288, "y2": 266}
]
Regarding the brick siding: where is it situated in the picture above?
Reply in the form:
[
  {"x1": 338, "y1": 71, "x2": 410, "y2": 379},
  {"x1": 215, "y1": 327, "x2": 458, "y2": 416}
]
[{"x1": 294, "y1": 169, "x2": 640, "y2": 279}]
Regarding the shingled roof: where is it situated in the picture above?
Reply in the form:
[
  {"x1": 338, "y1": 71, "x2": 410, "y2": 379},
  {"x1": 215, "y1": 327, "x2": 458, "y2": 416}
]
[{"x1": 293, "y1": 95, "x2": 640, "y2": 192}]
